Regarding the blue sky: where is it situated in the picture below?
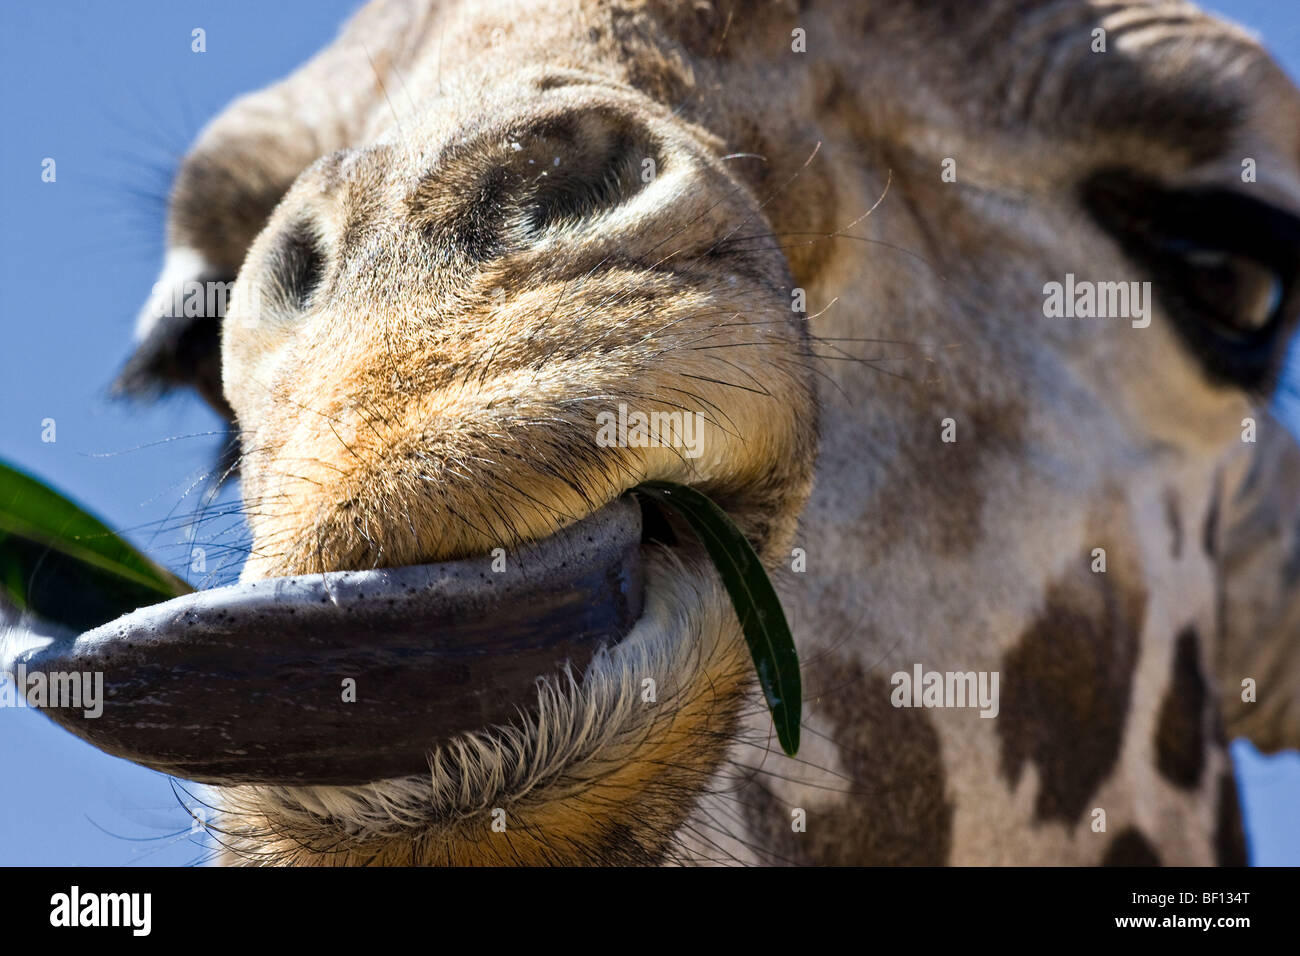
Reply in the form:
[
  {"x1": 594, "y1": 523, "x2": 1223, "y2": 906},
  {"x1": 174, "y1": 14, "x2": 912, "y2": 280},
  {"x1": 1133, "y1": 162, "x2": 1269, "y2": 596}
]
[{"x1": 1, "y1": 0, "x2": 1298, "y2": 866}]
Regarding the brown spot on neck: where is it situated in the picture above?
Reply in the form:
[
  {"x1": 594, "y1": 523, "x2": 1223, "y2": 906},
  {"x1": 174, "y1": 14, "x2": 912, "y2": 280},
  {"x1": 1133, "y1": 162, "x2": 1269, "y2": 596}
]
[
  {"x1": 1203, "y1": 471, "x2": 1222, "y2": 559},
  {"x1": 997, "y1": 502, "x2": 1147, "y2": 823},
  {"x1": 744, "y1": 652, "x2": 953, "y2": 864},
  {"x1": 1154, "y1": 628, "x2": 1208, "y2": 790},
  {"x1": 1164, "y1": 488, "x2": 1183, "y2": 559},
  {"x1": 861, "y1": 396, "x2": 1029, "y2": 560},
  {"x1": 1103, "y1": 827, "x2": 1163, "y2": 866},
  {"x1": 1214, "y1": 772, "x2": 1249, "y2": 866}
]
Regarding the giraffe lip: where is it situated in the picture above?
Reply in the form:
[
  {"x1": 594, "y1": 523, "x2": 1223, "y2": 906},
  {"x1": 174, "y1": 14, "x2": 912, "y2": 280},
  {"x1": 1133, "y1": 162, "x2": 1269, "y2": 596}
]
[{"x1": 3, "y1": 496, "x2": 643, "y2": 786}]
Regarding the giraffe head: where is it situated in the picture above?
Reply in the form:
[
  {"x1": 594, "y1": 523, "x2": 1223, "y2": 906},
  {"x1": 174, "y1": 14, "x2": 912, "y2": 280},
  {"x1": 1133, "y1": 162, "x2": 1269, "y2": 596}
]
[{"x1": 96, "y1": 0, "x2": 1300, "y2": 864}]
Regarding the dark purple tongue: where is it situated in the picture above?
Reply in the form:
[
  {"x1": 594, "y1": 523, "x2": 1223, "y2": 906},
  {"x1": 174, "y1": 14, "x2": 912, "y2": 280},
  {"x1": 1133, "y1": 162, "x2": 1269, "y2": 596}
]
[{"x1": 2, "y1": 497, "x2": 642, "y2": 786}]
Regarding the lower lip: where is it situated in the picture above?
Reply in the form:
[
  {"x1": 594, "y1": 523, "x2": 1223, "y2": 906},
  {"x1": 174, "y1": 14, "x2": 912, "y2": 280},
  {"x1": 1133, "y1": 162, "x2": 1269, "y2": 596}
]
[{"x1": 5, "y1": 497, "x2": 644, "y2": 786}]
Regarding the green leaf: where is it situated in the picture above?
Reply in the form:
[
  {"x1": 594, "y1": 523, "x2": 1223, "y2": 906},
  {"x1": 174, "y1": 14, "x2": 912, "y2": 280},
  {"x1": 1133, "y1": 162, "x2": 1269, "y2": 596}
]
[
  {"x1": 635, "y1": 480, "x2": 801, "y2": 756},
  {"x1": 0, "y1": 460, "x2": 192, "y2": 633}
]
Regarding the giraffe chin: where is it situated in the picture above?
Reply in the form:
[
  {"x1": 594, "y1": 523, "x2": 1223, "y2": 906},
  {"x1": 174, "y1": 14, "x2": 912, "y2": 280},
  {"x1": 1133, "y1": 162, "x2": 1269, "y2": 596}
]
[
  {"x1": 212, "y1": 547, "x2": 748, "y2": 866},
  {"x1": 4, "y1": 496, "x2": 645, "y2": 787}
]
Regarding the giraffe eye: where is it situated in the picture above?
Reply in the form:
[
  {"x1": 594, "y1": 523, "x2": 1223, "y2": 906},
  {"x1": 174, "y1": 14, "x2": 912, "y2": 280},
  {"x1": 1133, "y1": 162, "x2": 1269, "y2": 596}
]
[
  {"x1": 1175, "y1": 248, "x2": 1284, "y2": 338},
  {"x1": 1083, "y1": 170, "x2": 1300, "y2": 388},
  {"x1": 1157, "y1": 245, "x2": 1286, "y2": 340}
]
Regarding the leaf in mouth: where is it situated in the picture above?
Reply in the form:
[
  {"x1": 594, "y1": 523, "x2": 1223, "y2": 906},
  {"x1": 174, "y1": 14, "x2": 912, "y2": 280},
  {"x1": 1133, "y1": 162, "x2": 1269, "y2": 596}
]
[
  {"x1": 0, "y1": 458, "x2": 803, "y2": 757},
  {"x1": 0, "y1": 460, "x2": 192, "y2": 633},
  {"x1": 634, "y1": 480, "x2": 801, "y2": 756}
]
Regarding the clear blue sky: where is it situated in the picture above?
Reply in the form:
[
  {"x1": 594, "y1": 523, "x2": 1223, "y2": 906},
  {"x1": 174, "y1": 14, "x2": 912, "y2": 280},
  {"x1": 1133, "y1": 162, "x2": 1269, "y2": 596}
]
[{"x1": 1, "y1": 0, "x2": 1297, "y2": 866}]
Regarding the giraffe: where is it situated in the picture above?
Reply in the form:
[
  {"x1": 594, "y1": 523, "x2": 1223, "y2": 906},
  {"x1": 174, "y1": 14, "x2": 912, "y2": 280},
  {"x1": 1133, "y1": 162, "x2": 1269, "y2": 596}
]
[{"x1": 92, "y1": 0, "x2": 1300, "y2": 864}]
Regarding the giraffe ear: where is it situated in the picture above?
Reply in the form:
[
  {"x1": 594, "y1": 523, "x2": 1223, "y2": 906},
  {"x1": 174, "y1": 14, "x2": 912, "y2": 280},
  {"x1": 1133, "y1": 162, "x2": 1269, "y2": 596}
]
[
  {"x1": 113, "y1": 248, "x2": 235, "y2": 419},
  {"x1": 113, "y1": 0, "x2": 422, "y2": 419},
  {"x1": 1214, "y1": 408, "x2": 1300, "y2": 753},
  {"x1": 113, "y1": 112, "x2": 331, "y2": 421}
]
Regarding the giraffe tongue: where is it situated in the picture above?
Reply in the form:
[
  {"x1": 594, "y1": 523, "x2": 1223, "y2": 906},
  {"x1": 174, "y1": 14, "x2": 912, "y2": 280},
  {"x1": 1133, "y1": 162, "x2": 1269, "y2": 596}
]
[{"x1": 1, "y1": 497, "x2": 643, "y2": 786}]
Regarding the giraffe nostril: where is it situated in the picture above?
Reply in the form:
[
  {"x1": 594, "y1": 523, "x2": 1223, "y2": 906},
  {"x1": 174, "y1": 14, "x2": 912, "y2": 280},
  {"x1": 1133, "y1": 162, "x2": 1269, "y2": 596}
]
[
  {"x1": 407, "y1": 108, "x2": 663, "y2": 256},
  {"x1": 267, "y1": 221, "x2": 327, "y2": 313},
  {"x1": 516, "y1": 116, "x2": 660, "y2": 233}
]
